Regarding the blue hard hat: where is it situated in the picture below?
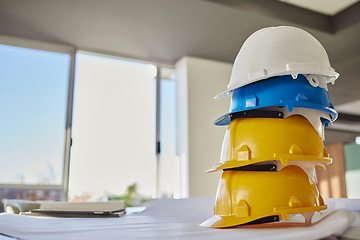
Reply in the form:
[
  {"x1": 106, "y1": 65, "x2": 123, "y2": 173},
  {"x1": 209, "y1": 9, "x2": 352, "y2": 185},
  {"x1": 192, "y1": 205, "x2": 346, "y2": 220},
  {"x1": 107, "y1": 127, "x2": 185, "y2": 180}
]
[{"x1": 214, "y1": 74, "x2": 337, "y2": 126}]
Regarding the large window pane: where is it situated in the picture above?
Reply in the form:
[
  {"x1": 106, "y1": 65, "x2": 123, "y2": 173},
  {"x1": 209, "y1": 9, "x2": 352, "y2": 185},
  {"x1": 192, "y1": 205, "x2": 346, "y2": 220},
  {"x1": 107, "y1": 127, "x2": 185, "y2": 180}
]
[
  {"x1": 69, "y1": 53, "x2": 156, "y2": 200},
  {"x1": 344, "y1": 143, "x2": 360, "y2": 198},
  {"x1": 0, "y1": 44, "x2": 70, "y2": 185},
  {"x1": 159, "y1": 70, "x2": 180, "y2": 198}
]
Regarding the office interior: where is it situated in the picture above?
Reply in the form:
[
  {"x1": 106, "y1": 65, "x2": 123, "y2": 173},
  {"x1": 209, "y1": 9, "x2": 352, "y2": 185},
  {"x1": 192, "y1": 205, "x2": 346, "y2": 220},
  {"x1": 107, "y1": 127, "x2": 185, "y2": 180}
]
[{"x1": 0, "y1": 0, "x2": 360, "y2": 211}]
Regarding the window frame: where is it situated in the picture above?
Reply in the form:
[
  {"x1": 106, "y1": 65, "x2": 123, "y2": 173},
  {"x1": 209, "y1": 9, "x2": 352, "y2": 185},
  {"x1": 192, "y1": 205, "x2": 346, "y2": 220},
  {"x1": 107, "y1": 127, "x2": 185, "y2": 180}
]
[
  {"x1": 0, "y1": 38, "x2": 176, "y2": 201},
  {"x1": 74, "y1": 50, "x2": 174, "y2": 199},
  {"x1": 0, "y1": 34, "x2": 76, "y2": 201}
]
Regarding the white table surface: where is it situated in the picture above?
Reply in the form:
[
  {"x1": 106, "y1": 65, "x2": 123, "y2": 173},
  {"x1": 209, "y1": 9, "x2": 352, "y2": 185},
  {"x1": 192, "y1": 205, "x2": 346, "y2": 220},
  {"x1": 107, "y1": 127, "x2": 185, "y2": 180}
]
[{"x1": 0, "y1": 198, "x2": 359, "y2": 240}]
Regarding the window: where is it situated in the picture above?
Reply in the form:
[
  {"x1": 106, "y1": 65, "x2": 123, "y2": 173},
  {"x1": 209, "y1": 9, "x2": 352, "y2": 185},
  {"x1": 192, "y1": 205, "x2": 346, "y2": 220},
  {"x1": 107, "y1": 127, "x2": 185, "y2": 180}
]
[
  {"x1": 0, "y1": 41, "x2": 178, "y2": 209},
  {"x1": 68, "y1": 53, "x2": 157, "y2": 200},
  {"x1": 159, "y1": 69, "x2": 180, "y2": 198},
  {"x1": 344, "y1": 143, "x2": 360, "y2": 198},
  {"x1": 0, "y1": 43, "x2": 71, "y2": 210}
]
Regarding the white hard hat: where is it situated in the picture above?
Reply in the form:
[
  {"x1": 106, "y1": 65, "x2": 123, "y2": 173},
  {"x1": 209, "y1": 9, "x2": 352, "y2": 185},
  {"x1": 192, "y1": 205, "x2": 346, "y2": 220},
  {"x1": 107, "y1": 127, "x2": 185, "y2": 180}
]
[{"x1": 216, "y1": 26, "x2": 339, "y2": 99}]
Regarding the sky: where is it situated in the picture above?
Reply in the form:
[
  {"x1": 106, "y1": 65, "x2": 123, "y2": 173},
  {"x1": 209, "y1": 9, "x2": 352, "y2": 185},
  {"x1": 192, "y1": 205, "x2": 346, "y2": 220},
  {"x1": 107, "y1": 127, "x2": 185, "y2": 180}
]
[{"x1": 0, "y1": 44, "x2": 69, "y2": 185}]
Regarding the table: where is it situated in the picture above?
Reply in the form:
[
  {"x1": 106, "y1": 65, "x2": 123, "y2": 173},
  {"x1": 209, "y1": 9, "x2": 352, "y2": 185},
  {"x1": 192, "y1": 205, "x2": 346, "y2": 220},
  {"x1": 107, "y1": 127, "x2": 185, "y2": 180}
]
[{"x1": 0, "y1": 198, "x2": 359, "y2": 240}]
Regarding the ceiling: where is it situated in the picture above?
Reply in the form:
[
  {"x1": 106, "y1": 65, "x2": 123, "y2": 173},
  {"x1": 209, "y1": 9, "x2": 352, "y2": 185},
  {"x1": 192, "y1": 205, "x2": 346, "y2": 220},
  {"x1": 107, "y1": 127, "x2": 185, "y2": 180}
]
[
  {"x1": 278, "y1": 0, "x2": 359, "y2": 16},
  {"x1": 0, "y1": 0, "x2": 359, "y2": 143}
]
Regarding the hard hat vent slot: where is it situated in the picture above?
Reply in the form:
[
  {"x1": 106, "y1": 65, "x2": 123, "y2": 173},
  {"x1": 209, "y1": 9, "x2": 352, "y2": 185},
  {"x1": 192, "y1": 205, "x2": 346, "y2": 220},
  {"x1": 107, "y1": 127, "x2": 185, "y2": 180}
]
[
  {"x1": 295, "y1": 92, "x2": 309, "y2": 102},
  {"x1": 245, "y1": 94, "x2": 258, "y2": 108},
  {"x1": 289, "y1": 144, "x2": 303, "y2": 155},
  {"x1": 248, "y1": 69, "x2": 267, "y2": 80},
  {"x1": 237, "y1": 145, "x2": 251, "y2": 161},
  {"x1": 289, "y1": 195, "x2": 303, "y2": 208},
  {"x1": 236, "y1": 199, "x2": 250, "y2": 217}
]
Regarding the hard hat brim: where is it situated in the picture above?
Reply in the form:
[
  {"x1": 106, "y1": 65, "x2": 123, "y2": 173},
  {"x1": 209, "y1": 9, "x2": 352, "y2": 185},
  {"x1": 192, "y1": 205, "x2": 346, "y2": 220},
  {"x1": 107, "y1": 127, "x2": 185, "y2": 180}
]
[
  {"x1": 214, "y1": 74, "x2": 339, "y2": 125},
  {"x1": 214, "y1": 109, "x2": 284, "y2": 126},
  {"x1": 214, "y1": 104, "x2": 337, "y2": 126},
  {"x1": 200, "y1": 205, "x2": 327, "y2": 228},
  {"x1": 215, "y1": 71, "x2": 339, "y2": 100},
  {"x1": 205, "y1": 155, "x2": 331, "y2": 173}
]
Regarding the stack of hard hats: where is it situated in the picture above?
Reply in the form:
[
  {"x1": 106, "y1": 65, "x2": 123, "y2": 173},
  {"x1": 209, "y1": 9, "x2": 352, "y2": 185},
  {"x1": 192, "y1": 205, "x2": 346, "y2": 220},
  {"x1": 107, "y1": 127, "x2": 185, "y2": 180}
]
[{"x1": 201, "y1": 26, "x2": 339, "y2": 228}]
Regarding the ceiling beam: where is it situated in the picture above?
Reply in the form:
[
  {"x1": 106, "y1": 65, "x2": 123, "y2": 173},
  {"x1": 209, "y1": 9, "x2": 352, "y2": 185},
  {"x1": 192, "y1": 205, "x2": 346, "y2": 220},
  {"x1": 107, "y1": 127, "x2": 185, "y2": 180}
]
[
  {"x1": 206, "y1": 0, "x2": 360, "y2": 33},
  {"x1": 337, "y1": 112, "x2": 360, "y2": 123},
  {"x1": 327, "y1": 112, "x2": 360, "y2": 134},
  {"x1": 332, "y1": 2, "x2": 360, "y2": 33}
]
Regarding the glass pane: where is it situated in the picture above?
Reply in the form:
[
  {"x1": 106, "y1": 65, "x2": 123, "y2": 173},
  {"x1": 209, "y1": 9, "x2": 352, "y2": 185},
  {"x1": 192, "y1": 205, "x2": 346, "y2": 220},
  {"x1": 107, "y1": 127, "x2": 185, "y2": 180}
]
[
  {"x1": 0, "y1": 44, "x2": 70, "y2": 185},
  {"x1": 159, "y1": 70, "x2": 180, "y2": 198},
  {"x1": 344, "y1": 143, "x2": 360, "y2": 198},
  {"x1": 69, "y1": 53, "x2": 156, "y2": 201}
]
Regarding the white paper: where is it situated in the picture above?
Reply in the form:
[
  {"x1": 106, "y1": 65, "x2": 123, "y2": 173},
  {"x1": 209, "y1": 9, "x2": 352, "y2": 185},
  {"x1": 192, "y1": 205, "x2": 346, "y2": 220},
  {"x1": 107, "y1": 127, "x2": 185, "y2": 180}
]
[{"x1": 0, "y1": 198, "x2": 358, "y2": 240}]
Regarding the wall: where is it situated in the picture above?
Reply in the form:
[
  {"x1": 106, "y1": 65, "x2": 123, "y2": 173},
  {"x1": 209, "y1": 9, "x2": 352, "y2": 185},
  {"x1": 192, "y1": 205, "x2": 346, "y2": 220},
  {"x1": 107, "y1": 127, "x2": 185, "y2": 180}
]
[
  {"x1": 176, "y1": 56, "x2": 232, "y2": 197},
  {"x1": 316, "y1": 143, "x2": 347, "y2": 198}
]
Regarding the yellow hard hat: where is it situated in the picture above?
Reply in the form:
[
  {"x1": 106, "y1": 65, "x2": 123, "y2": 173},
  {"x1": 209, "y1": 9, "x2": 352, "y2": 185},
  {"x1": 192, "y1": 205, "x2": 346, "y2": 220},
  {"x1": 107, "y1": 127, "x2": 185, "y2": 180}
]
[
  {"x1": 200, "y1": 165, "x2": 326, "y2": 228},
  {"x1": 206, "y1": 115, "x2": 331, "y2": 173}
]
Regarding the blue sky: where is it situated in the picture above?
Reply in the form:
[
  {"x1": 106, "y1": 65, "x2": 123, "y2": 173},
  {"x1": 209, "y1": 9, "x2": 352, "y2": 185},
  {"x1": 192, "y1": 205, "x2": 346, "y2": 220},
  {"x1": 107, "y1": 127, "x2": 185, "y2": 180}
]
[{"x1": 0, "y1": 44, "x2": 69, "y2": 184}]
